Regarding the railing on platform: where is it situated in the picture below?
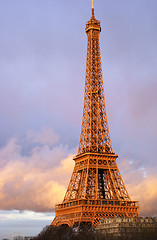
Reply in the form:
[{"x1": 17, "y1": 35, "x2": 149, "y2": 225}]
[{"x1": 55, "y1": 199, "x2": 139, "y2": 210}]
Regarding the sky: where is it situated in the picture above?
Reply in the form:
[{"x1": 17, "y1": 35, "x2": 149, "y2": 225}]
[{"x1": 0, "y1": 0, "x2": 157, "y2": 238}]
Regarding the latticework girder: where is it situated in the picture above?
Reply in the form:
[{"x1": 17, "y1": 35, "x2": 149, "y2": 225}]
[
  {"x1": 63, "y1": 153, "x2": 131, "y2": 202},
  {"x1": 78, "y1": 10, "x2": 113, "y2": 155},
  {"x1": 53, "y1": 198, "x2": 139, "y2": 227},
  {"x1": 51, "y1": 7, "x2": 139, "y2": 228}
]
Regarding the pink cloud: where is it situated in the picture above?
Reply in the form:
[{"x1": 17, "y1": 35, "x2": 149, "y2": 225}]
[
  {"x1": 27, "y1": 127, "x2": 59, "y2": 146},
  {"x1": 119, "y1": 158, "x2": 157, "y2": 216},
  {"x1": 0, "y1": 133, "x2": 74, "y2": 212},
  {"x1": 0, "y1": 130, "x2": 157, "y2": 216}
]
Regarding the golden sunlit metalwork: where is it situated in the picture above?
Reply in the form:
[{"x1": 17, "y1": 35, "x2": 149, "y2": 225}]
[
  {"x1": 92, "y1": 0, "x2": 94, "y2": 9},
  {"x1": 51, "y1": 6, "x2": 139, "y2": 228}
]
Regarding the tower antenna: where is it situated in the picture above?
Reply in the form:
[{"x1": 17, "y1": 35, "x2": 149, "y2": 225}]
[{"x1": 92, "y1": 0, "x2": 94, "y2": 15}]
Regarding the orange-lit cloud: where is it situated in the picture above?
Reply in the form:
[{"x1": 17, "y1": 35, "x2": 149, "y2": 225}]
[
  {"x1": 0, "y1": 131, "x2": 74, "y2": 212},
  {"x1": 119, "y1": 158, "x2": 157, "y2": 217},
  {"x1": 127, "y1": 175, "x2": 157, "y2": 217},
  {"x1": 0, "y1": 129, "x2": 157, "y2": 216}
]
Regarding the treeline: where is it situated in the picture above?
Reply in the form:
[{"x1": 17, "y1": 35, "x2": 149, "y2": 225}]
[{"x1": 32, "y1": 224, "x2": 157, "y2": 240}]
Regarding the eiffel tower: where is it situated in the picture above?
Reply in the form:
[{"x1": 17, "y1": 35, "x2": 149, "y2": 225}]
[{"x1": 51, "y1": 2, "x2": 139, "y2": 227}]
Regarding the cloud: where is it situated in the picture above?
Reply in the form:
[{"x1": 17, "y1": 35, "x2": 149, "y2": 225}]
[
  {"x1": 0, "y1": 210, "x2": 53, "y2": 221},
  {"x1": 27, "y1": 127, "x2": 59, "y2": 146},
  {"x1": 118, "y1": 158, "x2": 157, "y2": 217},
  {"x1": 0, "y1": 128, "x2": 157, "y2": 216},
  {"x1": 0, "y1": 210, "x2": 53, "y2": 240},
  {"x1": 127, "y1": 175, "x2": 157, "y2": 217},
  {"x1": 0, "y1": 129, "x2": 75, "y2": 212}
]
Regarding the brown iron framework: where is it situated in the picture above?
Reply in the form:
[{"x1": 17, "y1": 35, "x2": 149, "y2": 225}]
[{"x1": 51, "y1": 5, "x2": 139, "y2": 228}]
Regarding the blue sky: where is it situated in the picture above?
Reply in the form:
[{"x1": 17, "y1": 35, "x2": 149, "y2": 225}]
[
  {"x1": 0, "y1": 0, "x2": 157, "y2": 238},
  {"x1": 0, "y1": 210, "x2": 53, "y2": 239}
]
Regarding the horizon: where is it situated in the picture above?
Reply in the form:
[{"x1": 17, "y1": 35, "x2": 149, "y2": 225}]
[{"x1": 0, "y1": 0, "x2": 157, "y2": 239}]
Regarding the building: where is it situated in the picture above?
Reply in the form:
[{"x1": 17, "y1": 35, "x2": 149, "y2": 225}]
[{"x1": 96, "y1": 216, "x2": 157, "y2": 236}]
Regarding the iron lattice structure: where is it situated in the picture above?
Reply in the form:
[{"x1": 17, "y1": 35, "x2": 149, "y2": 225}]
[
  {"x1": 78, "y1": 9, "x2": 112, "y2": 155},
  {"x1": 51, "y1": 7, "x2": 139, "y2": 228}
]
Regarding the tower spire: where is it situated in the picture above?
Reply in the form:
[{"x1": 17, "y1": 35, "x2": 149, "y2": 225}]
[
  {"x1": 92, "y1": 0, "x2": 94, "y2": 16},
  {"x1": 92, "y1": 0, "x2": 94, "y2": 9}
]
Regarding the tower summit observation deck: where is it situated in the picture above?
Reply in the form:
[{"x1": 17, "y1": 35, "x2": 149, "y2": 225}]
[{"x1": 51, "y1": 2, "x2": 139, "y2": 228}]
